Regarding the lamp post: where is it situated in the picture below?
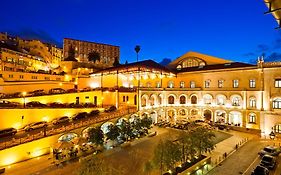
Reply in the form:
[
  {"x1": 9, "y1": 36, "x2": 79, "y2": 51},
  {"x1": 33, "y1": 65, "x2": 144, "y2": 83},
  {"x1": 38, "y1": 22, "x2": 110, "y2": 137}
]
[
  {"x1": 269, "y1": 131, "x2": 275, "y2": 140},
  {"x1": 22, "y1": 92, "x2": 27, "y2": 108},
  {"x1": 127, "y1": 101, "x2": 130, "y2": 114},
  {"x1": 135, "y1": 45, "x2": 141, "y2": 113}
]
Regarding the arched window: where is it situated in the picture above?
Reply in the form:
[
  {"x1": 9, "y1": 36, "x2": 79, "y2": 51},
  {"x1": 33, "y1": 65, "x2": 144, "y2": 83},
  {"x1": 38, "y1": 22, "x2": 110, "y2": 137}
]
[
  {"x1": 158, "y1": 95, "x2": 162, "y2": 105},
  {"x1": 231, "y1": 95, "x2": 242, "y2": 106},
  {"x1": 217, "y1": 95, "x2": 226, "y2": 105},
  {"x1": 191, "y1": 109, "x2": 198, "y2": 115},
  {"x1": 273, "y1": 98, "x2": 281, "y2": 109},
  {"x1": 179, "y1": 96, "x2": 186, "y2": 104},
  {"x1": 249, "y1": 98, "x2": 256, "y2": 108},
  {"x1": 167, "y1": 81, "x2": 174, "y2": 88},
  {"x1": 180, "y1": 81, "x2": 185, "y2": 88},
  {"x1": 191, "y1": 95, "x2": 197, "y2": 104},
  {"x1": 249, "y1": 113, "x2": 256, "y2": 123},
  {"x1": 203, "y1": 94, "x2": 212, "y2": 104},
  {"x1": 168, "y1": 96, "x2": 175, "y2": 104}
]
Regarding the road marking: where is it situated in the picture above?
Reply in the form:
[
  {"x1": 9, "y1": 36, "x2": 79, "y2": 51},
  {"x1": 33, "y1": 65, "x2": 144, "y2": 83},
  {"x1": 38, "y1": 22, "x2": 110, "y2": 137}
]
[{"x1": 242, "y1": 155, "x2": 260, "y2": 175}]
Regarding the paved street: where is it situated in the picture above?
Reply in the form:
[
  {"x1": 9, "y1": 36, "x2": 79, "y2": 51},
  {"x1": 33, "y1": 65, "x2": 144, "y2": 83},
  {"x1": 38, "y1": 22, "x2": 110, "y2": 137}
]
[{"x1": 208, "y1": 139, "x2": 281, "y2": 175}]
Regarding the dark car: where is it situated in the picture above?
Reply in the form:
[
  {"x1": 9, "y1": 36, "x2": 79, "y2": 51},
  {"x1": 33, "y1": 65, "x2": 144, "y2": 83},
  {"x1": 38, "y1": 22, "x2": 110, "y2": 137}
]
[
  {"x1": 72, "y1": 112, "x2": 88, "y2": 121},
  {"x1": 0, "y1": 128, "x2": 17, "y2": 138},
  {"x1": 52, "y1": 116, "x2": 70, "y2": 125},
  {"x1": 104, "y1": 106, "x2": 117, "y2": 113},
  {"x1": 66, "y1": 88, "x2": 78, "y2": 93},
  {"x1": 49, "y1": 88, "x2": 66, "y2": 94},
  {"x1": 251, "y1": 165, "x2": 269, "y2": 175},
  {"x1": 260, "y1": 155, "x2": 276, "y2": 169},
  {"x1": 28, "y1": 89, "x2": 46, "y2": 96},
  {"x1": 258, "y1": 146, "x2": 281, "y2": 157},
  {"x1": 89, "y1": 110, "x2": 100, "y2": 117},
  {"x1": 26, "y1": 101, "x2": 47, "y2": 108},
  {"x1": 0, "y1": 100, "x2": 20, "y2": 108},
  {"x1": 48, "y1": 102, "x2": 67, "y2": 108},
  {"x1": 24, "y1": 121, "x2": 47, "y2": 131}
]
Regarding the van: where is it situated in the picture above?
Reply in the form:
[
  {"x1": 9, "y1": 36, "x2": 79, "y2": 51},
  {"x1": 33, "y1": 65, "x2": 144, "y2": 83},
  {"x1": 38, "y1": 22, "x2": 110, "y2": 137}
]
[{"x1": 0, "y1": 128, "x2": 17, "y2": 138}]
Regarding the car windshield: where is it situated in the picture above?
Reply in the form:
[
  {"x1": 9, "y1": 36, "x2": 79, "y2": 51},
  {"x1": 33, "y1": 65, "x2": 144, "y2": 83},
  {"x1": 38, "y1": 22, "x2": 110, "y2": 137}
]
[
  {"x1": 255, "y1": 166, "x2": 264, "y2": 172},
  {"x1": 263, "y1": 156, "x2": 273, "y2": 162}
]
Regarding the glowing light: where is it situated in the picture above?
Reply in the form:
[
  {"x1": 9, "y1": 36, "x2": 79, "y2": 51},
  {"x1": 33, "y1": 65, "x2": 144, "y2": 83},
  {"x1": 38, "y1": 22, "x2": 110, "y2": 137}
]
[
  {"x1": 22, "y1": 91, "x2": 27, "y2": 96},
  {"x1": 90, "y1": 82, "x2": 99, "y2": 88},
  {"x1": 225, "y1": 103, "x2": 231, "y2": 108},
  {"x1": 59, "y1": 83, "x2": 63, "y2": 86},
  {"x1": 3, "y1": 156, "x2": 16, "y2": 166},
  {"x1": 150, "y1": 74, "x2": 156, "y2": 79},
  {"x1": 143, "y1": 74, "x2": 148, "y2": 80},
  {"x1": 42, "y1": 116, "x2": 49, "y2": 122},
  {"x1": 31, "y1": 149, "x2": 44, "y2": 158},
  {"x1": 12, "y1": 122, "x2": 22, "y2": 130}
]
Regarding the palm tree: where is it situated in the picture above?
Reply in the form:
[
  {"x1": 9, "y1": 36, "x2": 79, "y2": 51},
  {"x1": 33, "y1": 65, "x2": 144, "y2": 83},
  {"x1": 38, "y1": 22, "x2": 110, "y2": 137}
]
[{"x1": 135, "y1": 45, "x2": 141, "y2": 62}]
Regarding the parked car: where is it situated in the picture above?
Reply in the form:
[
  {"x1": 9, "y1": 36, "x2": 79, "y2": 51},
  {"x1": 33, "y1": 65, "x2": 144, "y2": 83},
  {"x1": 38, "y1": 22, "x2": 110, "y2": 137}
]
[
  {"x1": 26, "y1": 101, "x2": 47, "y2": 108},
  {"x1": 104, "y1": 106, "x2": 117, "y2": 113},
  {"x1": 66, "y1": 88, "x2": 78, "y2": 93},
  {"x1": 68, "y1": 103, "x2": 84, "y2": 108},
  {"x1": 259, "y1": 146, "x2": 281, "y2": 157},
  {"x1": 251, "y1": 165, "x2": 269, "y2": 175},
  {"x1": 89, "y1": 110, "x2": 100, "y2": 117},
  {"x1": 80, "y1": 87, "x2": 92, "y2": 92},
  {"x1": 72, "y1": 112, "x2": 88, "y2": 121},
  {"x1": 48, "y1": 102, "x2": 67, "y2": 108},
  {"x1": 260, "y1": 155, "x2": 276, "y2": 169},
  {"x1": 24, "y1": 121, "x2": 47, "y2": 131},
  {"x1": 0, "y1": 100, "x2": 20, "y2": 108},
  {"x1": 49, "y1": 88, "x2": 66, "y2": 94},
  {"x1": 0, "y1": 128, "x2": 17, "y2": 138},
  {"x1": 28, "y1": 89, "x2": 46, "y2": 96},
  {"x1": 52, "y1": 116, "x2": 70, "y2": 125}
]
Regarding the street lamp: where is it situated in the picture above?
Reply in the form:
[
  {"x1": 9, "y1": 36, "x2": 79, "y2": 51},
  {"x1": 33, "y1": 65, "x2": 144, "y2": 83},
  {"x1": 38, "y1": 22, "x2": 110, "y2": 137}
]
[
  {"x1": 127, "y1": 101, "x2": 130, "y2": 114},
  {"x1": 269, "y1": 131, "x2": 275, "y2": 140},
  {"x1": 22, "y1": 91, "x2": 27, "y2": 108}
]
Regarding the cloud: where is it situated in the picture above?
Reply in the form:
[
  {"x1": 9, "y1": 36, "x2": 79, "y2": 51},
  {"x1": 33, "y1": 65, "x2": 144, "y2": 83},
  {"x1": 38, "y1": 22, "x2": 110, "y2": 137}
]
[
  {"x1": 257, "y1": 44, "x2": 269, "y2": 52},
  {"x1": 265, "y1": 52, "x2": 281, "y2": 62}
]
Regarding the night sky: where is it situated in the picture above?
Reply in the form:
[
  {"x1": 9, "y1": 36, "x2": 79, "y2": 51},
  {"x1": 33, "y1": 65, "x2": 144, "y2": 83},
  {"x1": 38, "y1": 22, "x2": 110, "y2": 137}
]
[{"x1": 1, "y1": 0, "x2": 281, "y2": 64}]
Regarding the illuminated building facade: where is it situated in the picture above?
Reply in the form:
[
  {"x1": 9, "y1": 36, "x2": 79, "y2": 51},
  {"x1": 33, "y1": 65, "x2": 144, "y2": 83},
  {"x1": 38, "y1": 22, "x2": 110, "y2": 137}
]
[{"x1": 63, "y1": 38, "x2": 120, "y2": 68}]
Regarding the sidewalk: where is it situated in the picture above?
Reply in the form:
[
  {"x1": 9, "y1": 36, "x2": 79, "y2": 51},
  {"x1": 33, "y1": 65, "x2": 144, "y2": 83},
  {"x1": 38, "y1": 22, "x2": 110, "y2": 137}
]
[{"x1": 206, "y1": 130, "x2": 258, "y2": 165}]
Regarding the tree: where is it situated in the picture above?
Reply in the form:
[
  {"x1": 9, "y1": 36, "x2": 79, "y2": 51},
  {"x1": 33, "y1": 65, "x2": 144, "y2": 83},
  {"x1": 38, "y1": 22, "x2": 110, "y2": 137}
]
[
  {"x1": 65, "y1": 45, "x2": 77, "y2": 61},
  {"x1": 135, "y1": 45, "x2": 141, "y2": 62},
  {"x1": 113, "y1": 57, "x2": 120, "y2": 67},
  {"x1": 77, "y1": 155, "x2": 111, "y2": 175},
  {"x1": 88, "y1": 51, "x2": 100, "y2": 63},
  {"x1": 191, "y1": 127, "x2": 215, "y2": 156},
  {"x1": 88, "y1": 127, "x2": 104, "y2": 146},
  {"x1": 141, "y1": 116, "x2": 153, "y2": 129},
  {"x1": 152, "y1": 139, "x2": 181, "y2": 173},
  {"x1": 117, "y1": 120, "x2": 132, "y2": 141},
  {"x1": 106, "y1": 124, "x2": 120, "y2": 141},
  {"x1": 125, "y1": 60, "x2": 128, "y2": 64}
]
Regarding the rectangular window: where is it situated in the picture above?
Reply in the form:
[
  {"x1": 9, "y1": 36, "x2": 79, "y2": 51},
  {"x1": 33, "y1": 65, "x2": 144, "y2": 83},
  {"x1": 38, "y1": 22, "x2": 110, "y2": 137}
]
[
  {"x1": 45, "y1": 77, "x2": 50, "y2": 80},
  {"x1": 123, "y1": 96, "x2": 125, "y2": 102},
  {"x1": 205, "y1": 80, "x2": 210, "y2": 88},
  {"x1": 56, "y1": 78, "x2": 61, "y2": 81},
  {"x1": 218, "y1": 80, "x2": 223, "y2": 88},
  {"x1": 249, "y1": 79, "x2": 256, "y2": 88},
  {"x1": 233, "y1": 79, "x2": 239, "y2": 88},
  {"x1": 180, "y1": 81, "x2": 185, "y2": 88},
  {"x1": 190, "y1": 81, "x2": 195, "y2": 88},
  {"x1": 85, "y1": 96, "x2": 89, "y2": 99},
  {"x1": 273, "y1": 100, "x2": 281, "y2": 109},
  {"x1": 19, "y1": 75, "x2": 24, "y2": 79},
  {"x1": 0, "y1": 74, "x2": 2, "y2": 78},
  {"x1": 9, "y1": 74, "x2": 13, "y2": 78},
  {"x1": 275, "y1": 79, "x2": 281, "y2": 88}
]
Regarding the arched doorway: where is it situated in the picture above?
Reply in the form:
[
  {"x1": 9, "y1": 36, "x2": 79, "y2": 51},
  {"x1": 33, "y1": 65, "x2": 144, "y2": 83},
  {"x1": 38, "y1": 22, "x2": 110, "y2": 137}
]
[
  {"x1": 204, "y1": 109, "x2": 212, "y2": 121},
  {"x1": 215, "y1": 110, "x2": 227, "y2": 123},
  {"x1": 167, "y1": 109, "x2": 176, "y2": 122},
  {"x1": 150, "y1": 111, "x2": 157, "y2": 123},
  {"x1": 229, "y1": 111, "x2": 242, "y2": 126}
]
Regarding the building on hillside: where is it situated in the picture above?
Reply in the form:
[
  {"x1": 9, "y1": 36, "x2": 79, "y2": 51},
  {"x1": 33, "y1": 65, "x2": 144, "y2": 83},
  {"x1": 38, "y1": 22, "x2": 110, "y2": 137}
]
[{"x1": 63, "y1": 38, "x2": 119, "y2": 68}]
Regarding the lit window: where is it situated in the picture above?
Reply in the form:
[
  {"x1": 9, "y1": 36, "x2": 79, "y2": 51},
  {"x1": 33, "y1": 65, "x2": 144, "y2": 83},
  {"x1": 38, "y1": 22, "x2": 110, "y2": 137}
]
[
  {"x1": 233, "y1": 80, "x2": 239, "y2": 88},
  {"x1": 274, "y1": 124, "x2": 281, "y2": 133},
  {"x1": 249, "y1": 98, "x2": 256, "y2": 108},
  {"x1": 205, "y1": 80, "x2": 210, "y2": 88},
  {"x1": 191, "y1": 95, "x2": 197, "y2": 104},
  {"x1": 190, "y1": 81, "x2": 195, "y2": 88},
  {"x1": 275, "y1": 79, "x2": 281, "y2": 88},
  {"x1": 203, "y1": 94, "x2": 212, "y2": 104},
  {"x1": 217, "y1": 95, "x2": 226, "y2": 105},
  {"x1": 232, "y1": 96, "x2": 241, "y2": 106},
  {"x1": 249, "y1": 113, "x2": 256, "y2": 123},
  {"x1": 218, "y1": 80, "x2": 224, "y2": 88},
  {"x1": 167, "y1": 81, "x2": 174, "y2": 88},
  {"x1": 273, "y1": 98, "x2": 281, "y2": 109},
  {"x1": 249, "y1": 79, "x2": 256, "y2": 88},
  {"x1": 156, "y1": 82, "x2": 161, "y2": 88},
  {"x1": 180, "y1": 81, "x2": 185, "y2": 88}
]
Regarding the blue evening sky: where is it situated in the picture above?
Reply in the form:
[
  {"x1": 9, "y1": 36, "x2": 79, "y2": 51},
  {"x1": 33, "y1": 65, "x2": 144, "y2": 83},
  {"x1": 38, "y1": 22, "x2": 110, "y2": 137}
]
[{"x1": 0, "y1": 0, "x2": 281, "y2": 64}]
